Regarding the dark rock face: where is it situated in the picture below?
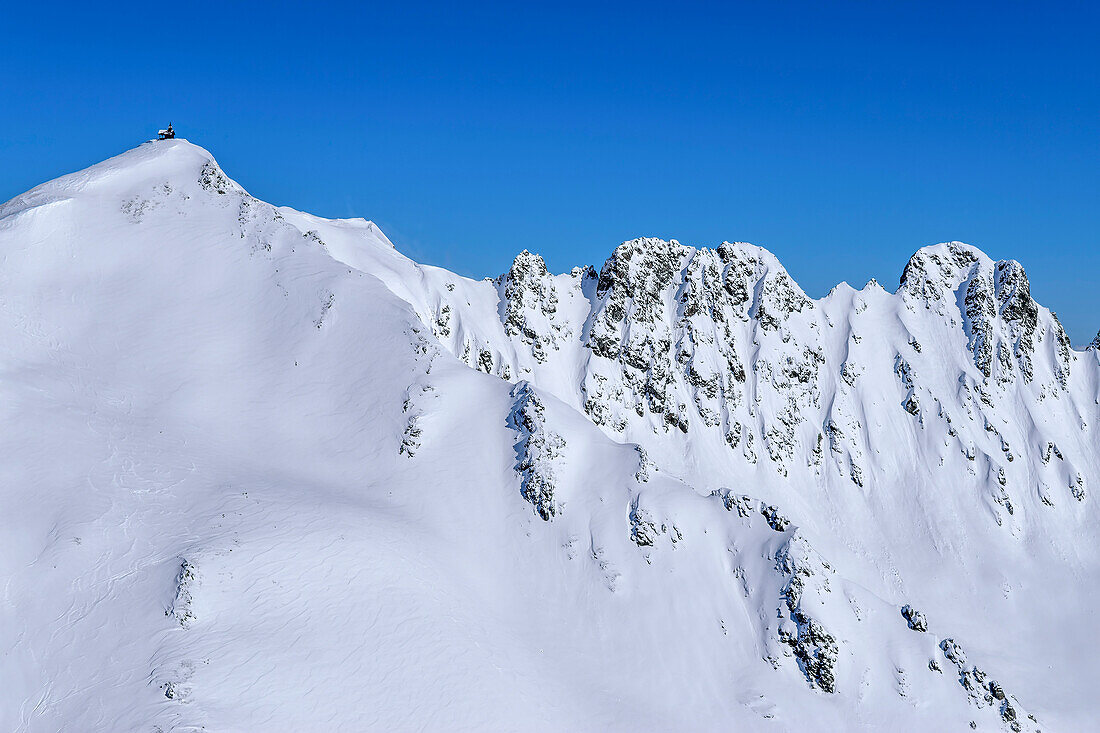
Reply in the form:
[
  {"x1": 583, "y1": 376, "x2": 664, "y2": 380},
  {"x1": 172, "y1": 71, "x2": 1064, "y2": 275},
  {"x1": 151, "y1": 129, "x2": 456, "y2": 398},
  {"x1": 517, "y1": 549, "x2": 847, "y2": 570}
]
[
  {"x1": 899, "y1": 242, "x2": 980, "y2": 310},
  {"x1": 197, "y1": 161, "x2": 235, "y2": 195},
  {"x1": 714, "y1": 489, "x2": 756, "y2": 518},
  {"x1": 963, "y1": 271, "x2": 998, "y2": 380},
  {"x1": 898, "y1": 242, "x2": 1072, "y2": 391},
  {"x1": 994, "y1": 260, "x2": 1039, "y2": 382},
  {"x1": 901, "y1": 604, "x2": 928, "y2": 632},
  {"x1": 761, "y1": 504, "x2": 790, "y2": 532},
  {"x1": 167, "y1": 559, "x2": 199, "y2": 629},
  {"x1": 498, "y1": 250, "x2": 566, "y2": 364},
  {"x1": 579, "y1": 238, "x2": 828, "y2": 479},
  {"x1": 628, "y1": 501, "x2": 660, "y2": 547},
  {"x1": 938, "y1": 638, "x2": 1039, "y2": 732},
  {"x1": 776, "y1": 534, "x2": 838, "y2": 693},
  {"x1": 507, "y1": 382, "x2": 565, "y2": 521}
]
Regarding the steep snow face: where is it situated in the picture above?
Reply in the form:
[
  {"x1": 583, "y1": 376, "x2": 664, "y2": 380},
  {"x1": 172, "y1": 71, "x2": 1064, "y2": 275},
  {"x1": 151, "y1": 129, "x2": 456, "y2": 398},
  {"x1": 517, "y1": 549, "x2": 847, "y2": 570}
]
[{"x1": 1, "y1": 140, "x2": 1097, "y2": 732}]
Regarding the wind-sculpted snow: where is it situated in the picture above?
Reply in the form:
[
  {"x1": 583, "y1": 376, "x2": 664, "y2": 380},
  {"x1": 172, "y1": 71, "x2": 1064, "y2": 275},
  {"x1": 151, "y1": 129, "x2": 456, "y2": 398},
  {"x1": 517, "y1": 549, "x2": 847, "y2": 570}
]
[{"x1": 1, "y1": 139, "x2": 1097, "y2": 731}]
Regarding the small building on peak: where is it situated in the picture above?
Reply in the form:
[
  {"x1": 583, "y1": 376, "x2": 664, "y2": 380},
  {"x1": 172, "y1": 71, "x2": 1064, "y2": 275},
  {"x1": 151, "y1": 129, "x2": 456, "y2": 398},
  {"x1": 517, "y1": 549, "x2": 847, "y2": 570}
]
[{"x1": 158, "y1": 124, "x2": 175, "y2": 140}]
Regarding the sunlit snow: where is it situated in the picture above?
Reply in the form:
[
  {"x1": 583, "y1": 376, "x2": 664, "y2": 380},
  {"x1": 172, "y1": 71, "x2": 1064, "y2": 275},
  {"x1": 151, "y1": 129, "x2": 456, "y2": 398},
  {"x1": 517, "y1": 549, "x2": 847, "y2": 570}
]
[{"x1": 1, "y1": 139, "x2": 1097, "y2": 732}]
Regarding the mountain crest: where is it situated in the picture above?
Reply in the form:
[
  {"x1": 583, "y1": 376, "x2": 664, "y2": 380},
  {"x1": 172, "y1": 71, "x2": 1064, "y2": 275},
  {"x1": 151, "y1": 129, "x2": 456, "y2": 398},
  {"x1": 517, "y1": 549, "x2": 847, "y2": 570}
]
[{"x1": 1, "y1": 142, "x2": 1096, "y2": 732}]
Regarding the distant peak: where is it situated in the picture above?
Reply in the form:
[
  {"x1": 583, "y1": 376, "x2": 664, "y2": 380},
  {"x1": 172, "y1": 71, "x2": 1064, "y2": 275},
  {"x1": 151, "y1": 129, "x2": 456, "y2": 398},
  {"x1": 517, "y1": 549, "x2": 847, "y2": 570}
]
[
  {"x1": 897, "y1": 242, "x2": 1044, "y2": 312},
  {"x1": 500, "y1": 249, "x2": 550, "y2": 284},
  {"x1": 901, "y1": 242, "x2": 987, "y2": 284},
  {"x1": 899, "y1": 241, "x2": 1001, "y2": 304}
]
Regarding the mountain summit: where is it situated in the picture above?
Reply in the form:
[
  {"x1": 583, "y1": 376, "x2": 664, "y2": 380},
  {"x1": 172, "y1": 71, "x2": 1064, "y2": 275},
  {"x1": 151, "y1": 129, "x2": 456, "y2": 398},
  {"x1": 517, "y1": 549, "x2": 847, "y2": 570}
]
[{"x1": 2, "y1": 141, "x2": 1097, "y2": 732}]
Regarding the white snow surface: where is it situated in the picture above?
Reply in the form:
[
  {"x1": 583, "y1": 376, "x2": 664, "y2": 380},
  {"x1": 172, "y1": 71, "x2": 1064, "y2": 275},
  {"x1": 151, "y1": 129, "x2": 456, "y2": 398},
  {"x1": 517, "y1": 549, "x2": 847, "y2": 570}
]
[{"x1": 1, "y1": 139, "x2": 1098, "y2": 732}]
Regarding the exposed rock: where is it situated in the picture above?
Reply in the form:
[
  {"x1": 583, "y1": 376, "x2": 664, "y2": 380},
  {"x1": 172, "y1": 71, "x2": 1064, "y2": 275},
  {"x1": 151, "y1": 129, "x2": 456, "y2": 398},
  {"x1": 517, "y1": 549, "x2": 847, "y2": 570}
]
[
  {"x1": 629, "y1": 501, "x2": 660, "y2": 547},
  {"x1": 776, "y1": 534, "x2": 838, "y2": 693},
  {"x1": 507, "y1": 382, "x2": 565, "y2": 520},
  {"x1": 197, "y1": 161, "x2": 236, "y2": 195},
  {"x1": 761, "y1": 504, "x2": 790, "y2": 532},
  {"x1": 938, "y1": 637, "x2": 1040, "y2": 732},
  {"x1": 497, "y1": 250, "x2": 566, "y2": 364},
  {"x1": 901, "y1": 604, "x2": 928, "y2": 632},
  {"x1": 167, "y1": 559, "x2": 199, "y2": 629}
]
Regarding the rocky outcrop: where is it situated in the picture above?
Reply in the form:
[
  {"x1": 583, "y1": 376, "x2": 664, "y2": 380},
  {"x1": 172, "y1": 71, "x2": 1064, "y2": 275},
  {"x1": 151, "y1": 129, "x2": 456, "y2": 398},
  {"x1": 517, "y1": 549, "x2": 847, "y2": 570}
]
[
  {"x1": 197, "y1": 161, "x2": 239, "y2": 196},
  {"x1": 579, "y1": 238, "x2": 826, "y2": 479},
  {"x1": 167, "y1": 558, "x2": 199, "y2": 629},
  {"x1": 939, "y1": 638, "x2": 1041, "y2": 732},
  {"x1": 399, "y1": 236, "x2": 1092, "y2": 521},
  {"x1": 507, "y1": 382, "x2": 565, "y2": 520},
  {"x1": 775, "y1": 534, "x2": 838, "y2": 693},
  {"x1": 391, "y1": 237, "x2": 1098, "y2": 544},
  {"x1": 900, "y1": 242, "x2": 1072, "y2": 391},
  {"x1": 901, "y1": 604, "x2": 928, "y2": 632},
  {"x1": 497, "y1": 250, "x2": 569, "y2": 363}
]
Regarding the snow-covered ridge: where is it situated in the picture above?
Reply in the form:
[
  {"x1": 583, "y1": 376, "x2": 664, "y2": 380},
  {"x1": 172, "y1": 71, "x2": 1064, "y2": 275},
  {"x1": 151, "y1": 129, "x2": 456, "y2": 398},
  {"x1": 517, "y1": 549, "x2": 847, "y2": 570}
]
[{"x1": 1, "y1": 139, "x2": 1097, "y2": 732}]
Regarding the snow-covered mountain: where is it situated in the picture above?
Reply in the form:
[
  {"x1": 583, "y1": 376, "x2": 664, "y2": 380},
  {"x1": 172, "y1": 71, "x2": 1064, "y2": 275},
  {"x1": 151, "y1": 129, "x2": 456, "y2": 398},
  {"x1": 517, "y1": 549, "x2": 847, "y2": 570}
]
[{"x1": 1, "y1": 139, "x2": 1097, "y2": 732}]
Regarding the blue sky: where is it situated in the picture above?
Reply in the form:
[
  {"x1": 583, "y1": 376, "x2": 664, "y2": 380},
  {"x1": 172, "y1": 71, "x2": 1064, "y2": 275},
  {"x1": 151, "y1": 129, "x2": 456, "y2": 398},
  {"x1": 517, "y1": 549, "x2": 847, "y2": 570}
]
[{"x1": 2, "y1": 1, "x2": 1097, "y2": 343}]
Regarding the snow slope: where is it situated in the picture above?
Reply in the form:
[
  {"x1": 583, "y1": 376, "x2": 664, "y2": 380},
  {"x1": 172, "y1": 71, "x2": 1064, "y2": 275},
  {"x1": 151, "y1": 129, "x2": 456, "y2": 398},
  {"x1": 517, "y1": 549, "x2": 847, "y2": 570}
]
[{"x1": 1, "y1": 139, "x2": 1097, "y2": 732}]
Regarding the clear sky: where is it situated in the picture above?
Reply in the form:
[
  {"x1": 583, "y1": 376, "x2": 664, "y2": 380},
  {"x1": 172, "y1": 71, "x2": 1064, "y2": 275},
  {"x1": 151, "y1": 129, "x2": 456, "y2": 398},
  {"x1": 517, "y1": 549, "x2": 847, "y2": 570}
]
[{"x1": 2, "y1": 1, "x2": 1097, "y2": 343}]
